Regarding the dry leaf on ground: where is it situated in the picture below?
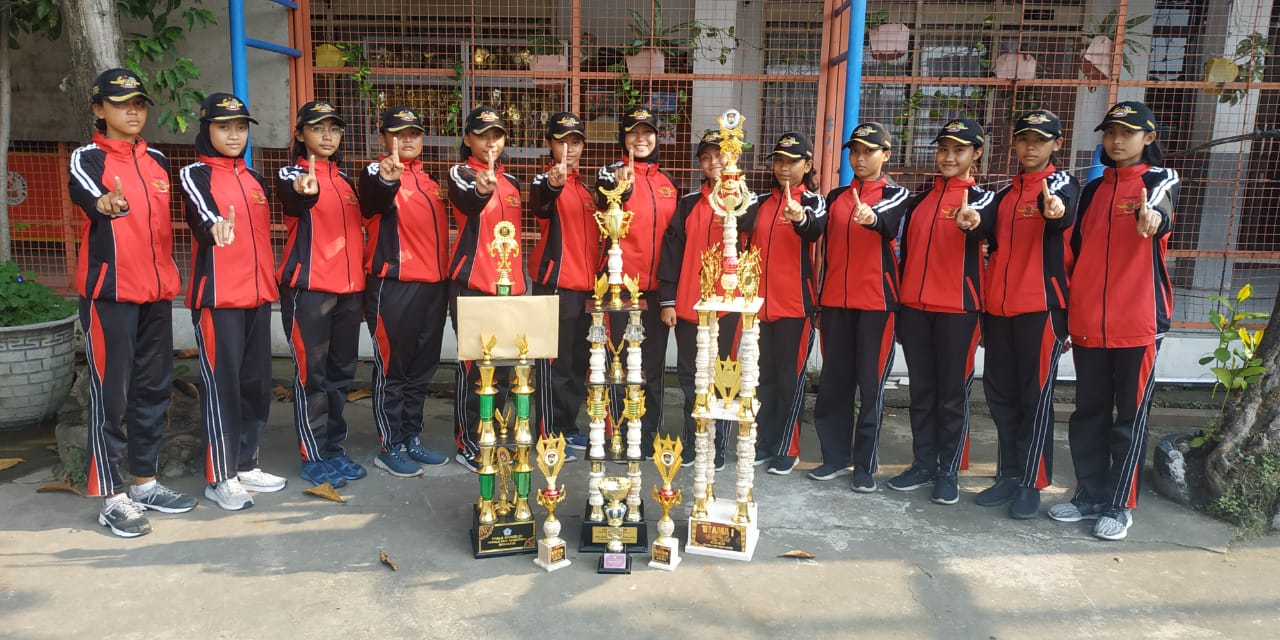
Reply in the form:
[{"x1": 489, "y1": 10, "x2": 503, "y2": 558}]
[
  {"x1": 304, "y1": 482, "x2": 345, "y2": 503},
  {"x1": 37, "y1": 480, "x2": 84, "y2": 496},
  {"x1": 273, "y1": 385, "x2": 293, "y2": 402},
  {"x1": 175, "y1": 348, "x2": 200, "y2": 359},
  {"x1": 380, "y1": 549, "x2": 399, "y2": 571},
  {"x1": 347, "y1": 388, "x2": 373, "y2": 402},
  {"x1": 0, "y1": 458, "x2": 25, "y2": 471},
  {"x1": 778, "y1": 549, "x2": 816, "y2": 559}
]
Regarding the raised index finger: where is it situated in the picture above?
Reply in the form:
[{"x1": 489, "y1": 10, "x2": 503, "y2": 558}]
[
  {"x1": 1140, "y1": 187, "x2": 1149, "y2": 209},
  {"x1": 308, "y1": 155, "x2": 316, "y2": 176},
  {"x1": 113, "y1": 176, "x2": 124, "y2": 196},
  {"x1": 1042, "y1": 179, "x2": 1051, "y2": 199},
  {"x1": 851, "y1": 188, "x2": 861, "y2": 204},
  {"x1": 227, "y1": 205, "x2": 235, "y2": 223}
]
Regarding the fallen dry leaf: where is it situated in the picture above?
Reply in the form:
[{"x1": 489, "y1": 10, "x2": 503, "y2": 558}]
[
  {"x1": 380, "y1": 549, "x2": 399, "y2": 571},
  {"x1": 778, "y1": 549, "x2": 816, "y2": 559},
  {"x1": 175, "y1": 348, "x2": 200, "y2": 359},
  {"x1": 304, "y1": 482, "x2": 345, "y2": 503},
  {"x1": 347, "y1": 388, "x2": 373, "y2": 402},
  {"x1": 0, "y1": 458, "x2": 25, "y2": 471},
  {"x1": 37, "y1": 480, "x2": 84, "y2": 496},
  {"x1": 273, "y1": 385, "x2": 294, "y2": 402}
]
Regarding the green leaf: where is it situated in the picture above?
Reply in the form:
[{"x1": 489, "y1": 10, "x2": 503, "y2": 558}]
[
  {"x1": 1198, "y1": 356, "x2": 1214, "y2": 365},
  {"x1": 1211, "y1": 367, "x2": 1235, "y2": 388},
  {"x1": 1214, "y1": 347, "x2": 1231, "y2": 362}
]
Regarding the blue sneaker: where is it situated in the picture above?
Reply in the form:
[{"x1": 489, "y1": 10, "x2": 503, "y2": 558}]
[
  {"x1": 375, "y1": 445, "x2": 424, "y2": 478},
  {"x1": 329, "y1": 455, "x2": 367, "y2": 481},
  {"x1": 565, "y1": 432, "x2": 588, "y2": 450},
  {"x1": 405, "y1": 436, "x2": 449, "y2": 466},
  {"x1": 300, "y1": 460, "x2": 348, "y2": 488}
]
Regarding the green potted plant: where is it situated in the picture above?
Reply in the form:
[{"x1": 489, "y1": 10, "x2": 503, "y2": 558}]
[
  {"x1": 1081, "y1": 10, "x2": 1152, "y2": 80},
  {"x1": 0, "y1": 262, "x2": 78, "y2": 430},
  {"x1": 528, "y1": 34, "x2": 568, "y2": 87},
  {"x1": 622, "y1": 0, "x2": 693, "y2": 75},
  {"x1": 1204, "y1": 33, "x2": 1270, "y2": 106}
]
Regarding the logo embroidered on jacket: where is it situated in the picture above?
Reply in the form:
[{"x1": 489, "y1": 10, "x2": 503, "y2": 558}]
[
  {"x1": 343, "y1": 193, "x2": 359, "y2": 204},
  {"x1": 657, "y1": 185, "x2": 676, "y2": 198},
  {"x1": 1115, "y1": 198, "x2": 1141, "y2": 216},
  {"x1": 151, "y1": 179, "x2": 170, "y2": 193},
  {"x1": 1018, "y1": 202, "x2": 1039, "y2": 217},
  {"x1": 435, "y1": 187, "x2": 448, "y2": 199},
  {"x1": 940, "y1": 206, "x2": 958, "y2": 219},
  {"x1": 504, "y1": 195, "x2": 521, "y2": 207},
  {"x1": 250, "y1": 191, "x2": 267, "y2": 203}
]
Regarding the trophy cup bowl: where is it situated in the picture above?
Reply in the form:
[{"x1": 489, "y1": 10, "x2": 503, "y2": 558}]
[{"x1": 597, "y1": 476, "x2": 633, "y2": 573}]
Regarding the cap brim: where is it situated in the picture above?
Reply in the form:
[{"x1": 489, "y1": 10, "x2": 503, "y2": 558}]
[
  {"x1": 769, "y1": 150, "x2": 810, "y2": 159},
  {"x1": 1012, "y1": 127, "x2": 1058, "y2": 139},
  {"x1": 384, "y1": 124, "x2": 426, "y2": 133},
  {"x1": 207, "y1": 115, "x2": 260, "y2": 125},
  {"x1": 104, "y1": 92, "x2": 155, "y2": 105},
  {"x1": 550, "y1": 130, "x2": 586, "y2": 140},
  {"x1": 468, "y1": 123, "x2": 507, "y2": 135},
  {"x1": 844, "y1": 138, "x2": 888, "y2": 150},
  {"x1": 934, "y1": 134, "x2": 978, "y2": 146},
  {"x1": 1094, "y1": 120, "x2": 1148, "y2": 132},
  {"x1": 623, "y1": 122, "x2": 659, "y2": 133},
  {"x1": 304, "y1": 115, "x2": 347, "y2": 126}
]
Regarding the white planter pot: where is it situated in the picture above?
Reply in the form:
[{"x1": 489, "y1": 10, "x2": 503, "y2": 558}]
[
  {"x1": 0, "y1": 313, "x2": 78, "y2": 430},
  {"x1": 869, "y1": 24, "x2": 911, "y2": 62},
  {"x1": 994, "y1": 53, "x2": 1037, "y2": 80},
  {"x1": 625, "y1": 48, "x2": 665, "y2": 76}
]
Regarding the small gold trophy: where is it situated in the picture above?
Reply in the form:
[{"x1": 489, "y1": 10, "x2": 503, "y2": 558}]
[
  {"x1": 597, "y1": 476, "x2": 633, "y2": 574},
  {"x1": 490, "y1": 221, "x2": 519, "y2": 296},
  {"x1": 533, "y1": 435, "x2": 571, "y2": 572},
  {"x1": 649, "y1": 435, "x2": 684, "y2": 571}
]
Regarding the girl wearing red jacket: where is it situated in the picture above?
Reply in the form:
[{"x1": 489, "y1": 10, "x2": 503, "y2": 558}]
[
  {"x1": 593, "y1": 107, "x2": 680, "y2": 459},
  {"x1": 811, "y1": 122, "x2": 910, "y2": 492},
  {"x1": 180, "y1": 92, "x2": 285, "y2": 511},
  {"x1": 68, "y1": 69, "x2": 195, "y2": 537},
  {"x1": 360, "y1": 106, "x2": 452, "y2": 478},
  {"x1": 448, "y1": 106, "x2": 526, "y2": 471},
  {"x1": 888, "y1": 118, "x2": 997, "y2": 506},
  {"x1": 1050, "y1": 102, "x2": 1180, "y2": 541},
  {"x1": 277, "y1": 101, "x2": 368, "y2": 489},
  {"x1": 530, "y1": 112, "x2": 596, "y2": 456},
  {"x1": 741, "y1": 131, "x2": 827, "y2": 476},
  {"x1": 977, "y1": 110, "x2": 1080, "y2": 520}
]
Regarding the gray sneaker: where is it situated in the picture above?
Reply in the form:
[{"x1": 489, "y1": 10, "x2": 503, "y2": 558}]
[
  {"x1": 1047, "y1": 500, "x2": 1104, "y2": 523},
  {"x1": 1093, "y1": 508, "x2": 1133, "y2": 541},
  {"x1": 99, "y1": 497, "x2": 152, "y2": 538},
  {"x1": 130, "y1": 482, "x2": 197, "y2": 514},
  {"x1": 204, "y1": 478, "x2": 255, "y2": 511}
]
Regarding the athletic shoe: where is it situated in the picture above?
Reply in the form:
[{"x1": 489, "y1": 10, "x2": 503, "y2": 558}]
[
  {"x1": 405, "y1": 436, "x2": 449, "y2": 466},
  {"x1": 99, "y1": 497, "x2": 151, "y2": 538},
  {"x1": 1009, "y1": 486, "x2": 1040, "y2": 520},
  {"x1": 562, "y1": 448, "x2": 579, "y2": 463},
  {"x1": 887, "y1": 465, "x2": 935, "y2": 491},
  {"x1": 237, "y1": 468, "x2": 287, "y2": 493},
  {"x1": 1047, "y1": 500, "x2": 1103, "y2": 523},
  {"x1": 975, "y1": 477, "x2": 1019, "y2": 507},
  {"x1": 566, "y1": 433, "x2": 589, "y2": 450},
  {"x1": 807, "y1": 463, "x2": 850, "y2": 481},
  {"x1": 455, "y1": 452, "x2": 479, "y2": 473},
  {"x1": 767, "y1": 456, "x2": 799, "y2": 475},
  {"x1": 1093, "y1": 507, "x2": 1133, "y2": 541},
  {"x1": 850, "y1": 469, "x2": 878, "y2": 493},
  {"x1": 129, "y1": 482, "x2": 197, "y2": 514},
  {"x1": 329, "y1": 455, "x2": 368, "y2": 481},
  {"x1": 300, "y1": 460, "x2": 348, "y2": 488},
  {"x1": 931, "y1": 473, "x2": 959, "y2": 505},
  {"x1": 376, "y1": 445, "x2": 425, "y2": 478},
  {"x1": 204, "y1": 478, "x2": 255, "y2": 511},
  {"x1": 714, "y1": 451, "x2": 726, "y2": 472},
  {"x1": 752, "y1": 451, "x2": 772, "y2": 467}
]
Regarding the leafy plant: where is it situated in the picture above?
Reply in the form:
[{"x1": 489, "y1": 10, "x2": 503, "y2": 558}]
[
  {"x1": 528, "y1": 34, "x2": 563, "y2": 57},
  {"x1": 865, "y1": 10, "x2": 891, "y2": 32},
  {"x1": 608, "y1": 61, "x2": 641, "y2": 111},
  {"x1": 1207, "y1": 33, "x2": 1270, "y2": 106},
  {"x1": 623, "y1": 0, "x2": 740, "y2": 65},
  {"x1": 443, "y1": 59, "x2": 465, "y2": 135},
  {"x1": 1082, "y1": 9, "x2": 1152, "y2": 77},
  {"x1": 1199, "y1": 284, "x2": 1269, "y2": 411},
  {"x1": 0, "y1": 262, "x2": 76, "y2": 327},
  {"x1": 118, "y1": 0, "x2": 217, "y2": 134},
  {"x1": 1203, "y1": 453, "x2": 1280, "y2": 538}
]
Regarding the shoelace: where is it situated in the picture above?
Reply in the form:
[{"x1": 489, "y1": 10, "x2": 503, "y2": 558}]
[{"x1": 111, "y1": 499, "x2": 146, "y2": 520}]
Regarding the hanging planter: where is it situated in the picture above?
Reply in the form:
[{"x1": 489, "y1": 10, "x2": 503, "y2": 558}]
[
  {"x1": 624, "y1": 47, "x2": 665, "y2": 76},
  {"x1": 530, "y1": 54, "x2": 568, "y2": 87},
  {"x1": 314, "y1": 43, "x2": 345, "y2": 68},
  {"x1": 868, "y1": 23, "x2": 910, "y2": 62},
  {"x1": 1081, "y1": 35, "x2": 1114, "y2": 80},
  {"x1": 1203, "y1": 57, "x2": 1240, "y2": 97},
  {"x1": 994, "y1": 53, "x2": 1037, "y2": 80}
]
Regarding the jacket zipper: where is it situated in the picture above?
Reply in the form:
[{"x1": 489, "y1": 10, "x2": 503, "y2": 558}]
[
  {"x1": 131, "y1": 146, "x2": 161, "y2": 294},
  {"x1": 233, "y1": 159, "x2": 261, "y2": 303},
  {"x1": 1102, "y1": 177, "x2": 1116, "y2": 346},
  {"x1": 646, "y1": 168, "x2": 659, "y2": 288},
  {"x1": 330, "y1": 163, "x2": 354, "y2": 292},
  {"x1": 844, "y1": 181, "x2": 860, "y2": 308},
  {"x1": 916, "y1": 179, "x2": 946, "y2": 303},
  {"x1": 1001, "y1": 178, "x2": 1022, "y2": 316}
]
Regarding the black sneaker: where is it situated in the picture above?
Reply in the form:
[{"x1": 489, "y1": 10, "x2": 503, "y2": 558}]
[
  {"x1": 887, "y1": 465, "x2": 935, "y2": 491},
  {"x1": 807, "y1": 463, "x2": 850, "y2": 481},
  {"x1": 850, "y1": 469, "x2": 877, "y2": 493},
  {"x1": 714, "y1": 451, "x2": 726, "y2": 472},
  {"x1": 931, "y1": 473, "x2": 959, "y2": 505},
  {"x1": 752, "y1": 451, "x2": 772, "y2": 467},
  {"x1": 129, "y1": 482, "x2": 197, "y2": 514},
  {"x1": 1009, "y1": 486, "x2": 1040, "y2": 520},
  {"x1": 767, "y1": 456, "x2": 799, "y2": 475},
  {"x1": 99, "y1": 497, "x2": 151, "y2": 538},
  {"x1": 454, "y1": 452, "x2": 479, "y2": 473},
  {"x1": 974, "y1": 477, "x2": 1019, "y2": 507}
]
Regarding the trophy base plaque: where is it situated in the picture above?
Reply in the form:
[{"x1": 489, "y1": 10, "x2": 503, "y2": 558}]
[
  {"x1": 578, "y1": 502, "x2": 648, "y2": 553},
  {"x1": 648, "y1": 539, "x2": 682, "y2": 571},
  {"x1": 534, "y1": 538, "x2": 572, "y2": 572},
  {"x1": 685, "y1": 501, "x2": 758, "y2": 561},
  {"x1": 470, "y1": 506, "x2": 537, "y2": 559},
  {"x1": 597, "y1": 551, "x2": 632, "y2": 574}
]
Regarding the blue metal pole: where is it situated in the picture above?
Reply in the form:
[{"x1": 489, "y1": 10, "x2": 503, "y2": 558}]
[
  {"x1": 839, "y1": 0, "x2": 867, "y2": 185},
  {"x1": 229, "y1": 0, "x2": 252, "y2": 167},
  {"x1": 1087, "y1": 144, "x2": 1105, "y2": 183}
]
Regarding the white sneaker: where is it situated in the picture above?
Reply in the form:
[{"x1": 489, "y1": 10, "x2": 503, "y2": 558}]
[
  {"x1": 204, "y1": 478, "x2": 255, "y2": 511},
  {"x1": 237, "y1": 468, "x2": 288, "y2": 493}
]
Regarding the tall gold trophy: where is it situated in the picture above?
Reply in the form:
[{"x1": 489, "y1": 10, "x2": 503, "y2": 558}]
[
  {"x1": 649, "y1": 435, "x2": 683, "y2": 571},
  {"x1": 533, "y1": 435, "x2": 571, "y2": 571},
  {"x1": 685, "y1": 109, "x2": 764, "y2": 561}
]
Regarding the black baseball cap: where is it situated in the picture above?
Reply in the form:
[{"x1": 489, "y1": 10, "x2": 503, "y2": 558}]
[
  {"x1": 546, "y1": 112, "x2": 586, "y2": 140},
  {"x1": 696, "y1": 130, "x2": 723, "y2": 157},
  {"x1": 90, "y1": 68, "x2": 153, "y2": 105},
  {"x1": 768, "y1": 131, "x2": 814, "y2": 160},
  {"x1": 1012, "y1": 109, "x2": 1061, "y2": 139},
  {"x1": 620, "y1": 107, "x2": 661, "y2": 133},
  {"x1": 199, "y1": 92, "x2": 259, "y2": 124},
  {"x1": 464, "y1": 105, "x2": 507, "y2": 135},
  {"x1": 843, "y1": 122, "x2": 892, "y2": 150},
  {"x1": 296, "y1": 100, "x2": 345, "y2": 127},
  {"x1": 380, "y1": 106, "x2": 425, "y2": 133},
  {"x1": 933, "y1": 117, "x2": 986, "y2": 147},
  {"x1": 1095, "y1": 101, "x2": 1157, "y2": 132}
]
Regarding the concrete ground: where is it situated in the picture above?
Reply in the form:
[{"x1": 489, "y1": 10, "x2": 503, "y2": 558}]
[{"x1": 2, "y1": 360, "x2": 1278, "y2": 639}]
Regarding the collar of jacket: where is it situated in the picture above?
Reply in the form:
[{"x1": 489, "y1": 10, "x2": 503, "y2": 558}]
[
  {"x1": 197, "y1": 154, "x2": 245, "y2": 171},
  {"x1": 297, "y1": 156, "x2": 337, "y2": 174},
  {"x1": 932, "y1": 175, "x2": 976, "y2": 191},
  {"x1": 380, "y1": 155, "x2": 423, "y2": 173},
  {"x1": 1105, "y1": 162, "x2": 1151, "y2": 182},
  {"x1": 617, "y1": 156, "x2": 659, "y2": 176},
  {"x1": 1013, "y1": 164, "x2": 1056, "y2": 188},
  {"x1": 93, "y1": 131, "x2": 150, "y2": 159},
  {"x1": 465, "y1": 155, "x2": 503, "y2": 174}
]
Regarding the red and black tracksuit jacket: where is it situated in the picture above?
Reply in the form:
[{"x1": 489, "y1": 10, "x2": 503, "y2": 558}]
[
  {"x1": 359, "y1": 159, "x2": 451, "y2": 450},
  {"x1": 742, "y1": 185, "x2": 826, "y2": 459},
  {"x1": 896, "y1": 177, "x2": 996, "y2": 475},
  {"x1": 529, "y1": 167, "x2": 602, "y2": 439},
  {"x1": 68, "y1": 133, "x2": 180, "y2": 496},
  {"x1": 812, "y1": 177, "x2": 908, "y2": 473},
  {"x1": 447, "y1": 156, "x2": 526, "y2": 296},
  {"x1": 983, "y1": 166, "x2": 1080, "y2": 489},
  {"x1": 179, "y1": 153, "x2": 279, "y2": 483},
  {"x1": 1066, "y1": 163, "x2": 1179, "y2": 511},
  {"x1": 276, "y1": 157, "x2": 366, "y2": 462}
]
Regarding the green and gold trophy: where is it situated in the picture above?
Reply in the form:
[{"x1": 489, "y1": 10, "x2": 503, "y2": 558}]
[
  {"x1": 596, "y1": 476, "x2": 633, "y2": 574},
  {"x1": 533, "y1": 435, "x2": 571, "y2": 572},
  {"x1": 649, "y1": 435, "x2": 683, "y2": 571}
]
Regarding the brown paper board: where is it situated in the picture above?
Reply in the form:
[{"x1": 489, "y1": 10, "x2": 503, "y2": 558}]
[{"x1": 456, "y1": 295, "x2": 560, "y2": 360}]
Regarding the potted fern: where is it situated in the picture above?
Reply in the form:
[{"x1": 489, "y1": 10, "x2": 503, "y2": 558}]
[
  {"x1": 1081, "y1": 10, "x2": 1152, "y2": 80},
  {"x1": 0, "y1": 262, "x2": 78, "y2": 430}
]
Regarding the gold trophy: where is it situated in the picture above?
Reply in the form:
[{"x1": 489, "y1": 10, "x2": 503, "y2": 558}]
[
  {"x1": 594, "y1": 181, "x2": 634, "y2": 308},
  {"x1": 596, "y1": 476, "x2": 634, "y2": 574},
  {"x1": 490, "y1": 220, "x2": 519, "y2": 296},
  {"x1": 475, "y1": 335, "x2": 499, "y2": 526},
  {"x1": 533, "y1": 435, "x2": 571, "y2": 571},
  {"x1": 649, "y1": 435, "x2": 684, "y2": 571}
]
